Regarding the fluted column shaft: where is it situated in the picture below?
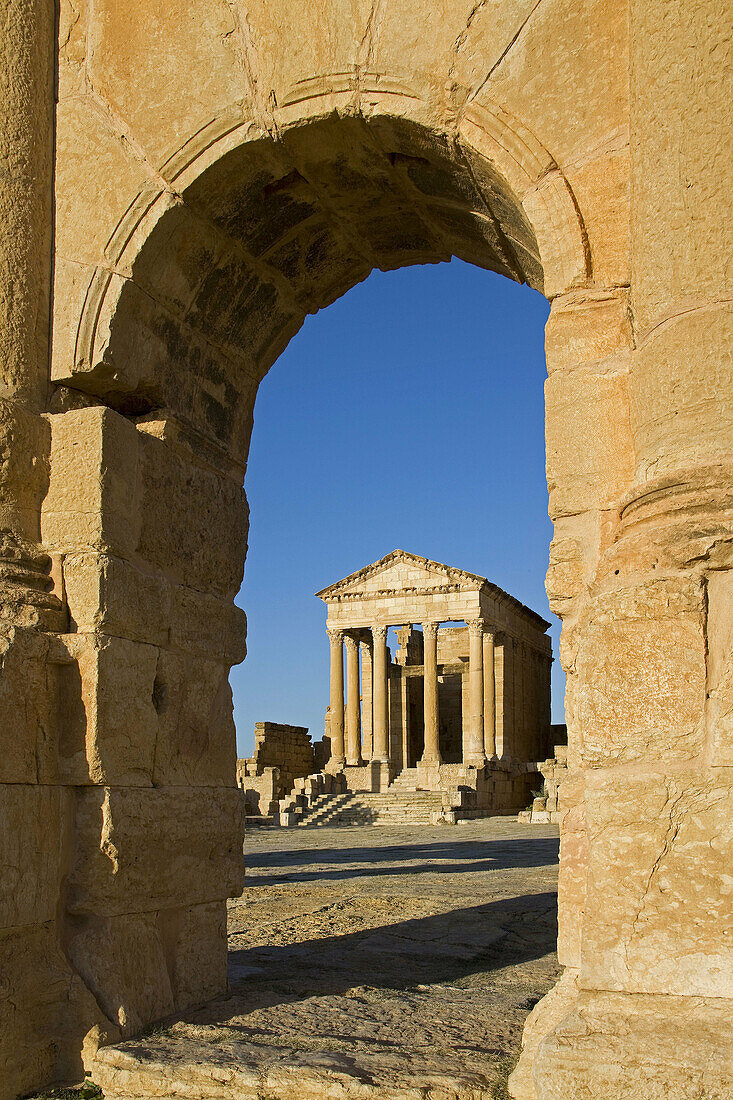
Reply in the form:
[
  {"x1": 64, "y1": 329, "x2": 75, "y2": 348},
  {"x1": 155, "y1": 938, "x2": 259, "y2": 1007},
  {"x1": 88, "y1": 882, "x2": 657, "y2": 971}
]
[
  {"x1": 371, "y1": 624, "x2": 389, "y2": 763},
  {"x1": 328, "y1": 628, "x2": 345, "y2": 767},
  {"x1": 344, "y1": 634, "x2": 362, "y2": 765},
  {"x1": 421, "y1": 621, "x2": 441, "y2": 764},
  {"x1": 466, "y1": 619, "x2": 487, "y2": 766},
  {"x1": 483, "y1": 628, "x2": 496, "y2": 758}
]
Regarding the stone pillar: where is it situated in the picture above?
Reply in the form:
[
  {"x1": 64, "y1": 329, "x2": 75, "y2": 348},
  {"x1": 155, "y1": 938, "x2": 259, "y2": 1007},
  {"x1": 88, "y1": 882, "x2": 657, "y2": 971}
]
[
  {"x1": 483, "y1": 628, "x2": 496, "y2": 758},
  {"x1": 344, "y1": 634, "x2": 362, "y2": 766},
  {"x1": 511, "y1": 3, "x2": 733, "y2": 1096},
  {"x1": 0, "y1": 0, "x2": 61, "y2": 624},
  {"x1": 327, "y1": 628, "x2": 345, "y2": 769},
  {"x1": 501, "y1": 635, "x2": 514, "y2": 760},
  {"x1": 466, "y1": 620, "x2": 487, "y2": 766},
  {"x1": 420, "y1": 621, "x2": 441, "y2": 764},
  {"x1": 360, "y1": 639, "x2": 373, "y2": 760},
  {"x1": 371, "y1": 624, "x2": 389, "y2": 763},
  {"x1": 0, "y1": 6, "x2": 80, "y2": 1097}
]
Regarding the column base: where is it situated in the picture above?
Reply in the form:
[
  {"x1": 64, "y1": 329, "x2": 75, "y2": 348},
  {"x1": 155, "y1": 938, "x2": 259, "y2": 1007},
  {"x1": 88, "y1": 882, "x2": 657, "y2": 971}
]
[
  {"x1": 420, "y1": 754, "x2": 442, "y2": 766},
  {"x1": 465, "y1": 752, "x2": 488, "y2": 767},
  {"x1": 325, "y1": 757, "x2": 346, "y2": 774},
  {"x1": 509, "y1": 973, "x2": 733, "y2": 1099}
]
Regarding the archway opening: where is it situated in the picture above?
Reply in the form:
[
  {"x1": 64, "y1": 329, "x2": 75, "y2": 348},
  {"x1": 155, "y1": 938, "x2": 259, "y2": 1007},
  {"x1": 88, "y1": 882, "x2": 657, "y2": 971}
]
[
  {"x1": 47, "y1": 108, "x2": 574, "y2": 1091},
  {"x1": 232, "y1": 259, "x2": 561, "y2": 764}
]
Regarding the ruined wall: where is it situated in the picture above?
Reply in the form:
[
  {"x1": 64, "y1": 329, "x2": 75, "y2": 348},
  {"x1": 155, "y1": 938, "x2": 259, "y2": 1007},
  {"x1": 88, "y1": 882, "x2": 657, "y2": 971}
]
[
  {"x1": 236, "y1": 721, "x2": 315, "y2": 813},
  {"x1": 246, "y1": 721, "x2": 314, "y2": 779},
  {"x1": 0, "y1": 0, "x2": 729, "y2": 1095}
]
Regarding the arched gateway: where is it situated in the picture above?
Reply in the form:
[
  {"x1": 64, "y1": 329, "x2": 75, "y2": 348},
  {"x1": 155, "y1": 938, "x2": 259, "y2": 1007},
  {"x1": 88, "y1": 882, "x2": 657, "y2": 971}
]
[{"x1": 0, "y1": 0, "x2": 730, "y2": 1097}]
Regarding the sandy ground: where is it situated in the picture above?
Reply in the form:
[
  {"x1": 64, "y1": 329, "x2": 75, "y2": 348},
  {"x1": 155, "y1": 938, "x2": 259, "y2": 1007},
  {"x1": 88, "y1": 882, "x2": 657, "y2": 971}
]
[{"x1": 91, "y1": 818, "x2": 560, "y2": 1099}]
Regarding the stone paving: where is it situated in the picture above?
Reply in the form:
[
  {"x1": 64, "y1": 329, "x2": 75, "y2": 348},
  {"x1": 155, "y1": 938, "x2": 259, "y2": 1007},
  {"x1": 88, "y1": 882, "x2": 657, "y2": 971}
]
[{"x1": 93, "y1": 819, "x2": 560, "y2": 1099}]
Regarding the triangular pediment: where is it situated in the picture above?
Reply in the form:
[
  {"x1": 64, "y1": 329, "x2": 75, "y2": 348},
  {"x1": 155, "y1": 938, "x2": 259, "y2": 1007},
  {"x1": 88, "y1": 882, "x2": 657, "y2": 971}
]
[{"x1": 316, "y1": 550, "x2": 487, "y2": 600}]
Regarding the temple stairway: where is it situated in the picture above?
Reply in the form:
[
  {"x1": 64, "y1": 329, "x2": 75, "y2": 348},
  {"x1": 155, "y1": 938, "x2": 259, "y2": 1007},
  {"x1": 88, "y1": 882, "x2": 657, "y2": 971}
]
[
  {"x1": 290, "y1": 789, "x2": 446, "y2": 826},
  {"x1": 388, "y1": 767, "x2": 421, "y2": 791}
]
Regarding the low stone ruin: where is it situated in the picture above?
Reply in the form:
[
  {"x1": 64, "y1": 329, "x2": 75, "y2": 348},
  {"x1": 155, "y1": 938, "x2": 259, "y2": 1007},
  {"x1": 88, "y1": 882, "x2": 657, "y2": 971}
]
[
  {"x1": 518, "y1": 747, "x2": 568, "y2": 824},
  {"x1": 236, "y1": 722, "x2": 328, "y2": 818}
]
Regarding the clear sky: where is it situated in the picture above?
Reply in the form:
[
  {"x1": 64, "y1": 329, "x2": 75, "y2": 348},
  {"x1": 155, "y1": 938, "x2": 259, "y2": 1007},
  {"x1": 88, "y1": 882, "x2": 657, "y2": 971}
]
[{"x1": 232, "y1": 258, "x2": 563, "y2": 758}]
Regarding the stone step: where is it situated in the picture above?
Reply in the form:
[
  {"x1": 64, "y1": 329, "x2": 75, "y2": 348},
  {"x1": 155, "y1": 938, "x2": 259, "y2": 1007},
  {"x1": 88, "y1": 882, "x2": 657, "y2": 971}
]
[{"x1": 296, "y1": 789, "x2": 445, "y2": 827}]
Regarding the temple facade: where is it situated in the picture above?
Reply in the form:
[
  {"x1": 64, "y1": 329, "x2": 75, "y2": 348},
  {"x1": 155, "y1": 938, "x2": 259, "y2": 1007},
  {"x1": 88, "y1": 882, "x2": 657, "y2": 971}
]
[{"x1": 316, "y1": 551, "x2": 553, "y2": 805}]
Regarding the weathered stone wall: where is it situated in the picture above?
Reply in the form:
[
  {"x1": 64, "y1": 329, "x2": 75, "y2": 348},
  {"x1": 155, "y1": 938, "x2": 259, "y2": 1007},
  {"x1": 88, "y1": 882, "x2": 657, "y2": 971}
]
[
  {"x1": 246, "y1": 721, "x2": 314, "y2": 779},
  {"x1": 236, "y1": 722, "x2": 315, "y2": 813},
  {"x1": 0, "y1": 0, "x2": 728, "y2": 1095}
]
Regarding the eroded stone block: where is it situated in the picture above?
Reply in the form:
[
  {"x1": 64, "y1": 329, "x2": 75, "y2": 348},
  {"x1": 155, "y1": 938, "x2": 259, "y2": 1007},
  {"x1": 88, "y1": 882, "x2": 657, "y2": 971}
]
[
  {"x1": 67, "y1": 911, "x2": 174, "y2": 1037},
  {"x1": 533, "y1": 989, "x2": 733, "y2": 1100},
  {"x1": 162, "y1": 899, "x2": 228, "y2": 1012},
  {"x1": 581, "y1": 771, "x2": 733, "y2": 997},
  {"x1": 0, "y1": 626, "x2": 57, "y2": 784},
  {"x1": 574, "y1": 580, "x2": 707, "y2": 766},
  {"x1": 136, "y1": 431, "x2": 248, "y2": 597},
  {"x1": 56, "y1": 633, "x2": 158, "y2": 786},
  {"x1": 62, "y1": 551, "x2": 171, "y2": 646},
  {"x1": 152, "y1": 650, "x2": 237, "y2": 786},
  {"x1": 42, "y1": 407, "x2": 141, "y2": 556},
  {"x1": 68, "y1": 786, "x2": 245, "y2": 916},
  {"x1": 0, "y1": 785, "x2": 66, "y2": 929}
]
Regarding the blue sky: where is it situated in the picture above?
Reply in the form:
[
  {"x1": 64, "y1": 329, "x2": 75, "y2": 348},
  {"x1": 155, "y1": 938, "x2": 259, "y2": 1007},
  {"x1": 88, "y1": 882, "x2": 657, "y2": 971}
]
[{"x1": 232, "y1": 258, "x2": 563, "y2": 758}]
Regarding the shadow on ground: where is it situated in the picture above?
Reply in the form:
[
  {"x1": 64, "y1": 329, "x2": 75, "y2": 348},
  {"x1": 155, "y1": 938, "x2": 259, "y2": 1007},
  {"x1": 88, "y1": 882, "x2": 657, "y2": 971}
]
[
  {"x1": 245, "y1": 836, "x2": 560, "y2": 886},
  {"x1": 228, "y1": 891, "x2": 558, "y2": 1009}
]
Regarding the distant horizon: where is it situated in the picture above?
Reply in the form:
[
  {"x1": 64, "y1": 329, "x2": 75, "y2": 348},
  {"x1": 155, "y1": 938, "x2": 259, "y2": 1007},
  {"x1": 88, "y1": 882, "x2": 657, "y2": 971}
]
[{"x1": 232, "y1": 259, "x2": 563, "y2": 759}]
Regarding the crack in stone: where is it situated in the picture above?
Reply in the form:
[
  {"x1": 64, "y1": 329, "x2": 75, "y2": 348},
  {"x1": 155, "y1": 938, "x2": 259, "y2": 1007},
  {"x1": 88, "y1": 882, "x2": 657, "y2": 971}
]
[
  {"x1": 466, "y1": 0, "x2": 546, "y2": 106},
  {"x1": 450, "y1": 0, "x2": 491, "y2": 73},
  {"x1": 627, "y1": 786, "x2": 685, "y2": 955},
  {"x1": 223, "y1": 1, "x2": 279, "y2": 138}
]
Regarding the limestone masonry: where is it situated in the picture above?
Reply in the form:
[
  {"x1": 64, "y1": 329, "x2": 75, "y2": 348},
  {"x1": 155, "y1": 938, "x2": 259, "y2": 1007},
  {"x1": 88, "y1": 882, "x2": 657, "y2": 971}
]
[{"x1": 0, "y1": 1, "x2": 730, "y2": 1097}]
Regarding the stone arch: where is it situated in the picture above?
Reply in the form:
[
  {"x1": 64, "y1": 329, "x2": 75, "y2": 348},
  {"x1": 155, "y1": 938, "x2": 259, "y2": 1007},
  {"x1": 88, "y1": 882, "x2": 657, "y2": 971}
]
[
  {"x1": 41, "y1": 100, "x2": 583, "y2": 1073},
  {"x1": 63, "y1": 97, "x2": 589, "y2": 430},
  {"x1": 2, "y1": 1, "x2": 730, "y2": 1097}
]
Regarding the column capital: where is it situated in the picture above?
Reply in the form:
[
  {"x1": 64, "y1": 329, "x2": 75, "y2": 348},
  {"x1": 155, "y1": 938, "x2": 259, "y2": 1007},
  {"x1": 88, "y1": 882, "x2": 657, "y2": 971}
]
[
  {"x1": 466, "y1": 618, "x2": 486, "y2": 637},
  {"x1": 327, "y1": 627, "x2": 344, "y2": 646},
  {"x1": 344, "y1": 633, "x2": 359, "y2": 654},
  {"x1": 372, "y1": 623, "x2": 388, "y2": 643},
  {"x1": 422, "y1": 620, "x2": 439, "y2": 640}
]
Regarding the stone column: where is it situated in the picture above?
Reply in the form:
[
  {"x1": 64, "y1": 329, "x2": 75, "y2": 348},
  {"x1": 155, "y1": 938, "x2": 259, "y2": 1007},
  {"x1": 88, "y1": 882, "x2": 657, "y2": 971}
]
[
  {"x1": 360, "y1": 639, "x2": 373, "y2": 760},
  {"x1": 466, "y1": 620, "x2": 487, "y2": 766},
  {"x1": 344, "y1": 634, "x2": 362, "y2": 766},
  {"x1": 483, "y1": 628, "x2": 496, "y2": 759},
  {"x1": 420, "y1": 621, "x2": 441, "y2": 764},
  {"x1": 327, "y1": 628, "x2": 345, "y2": 768},
  {"x1": 371, "y1": 624, "x2": 389, "y2": 763},
  {"x1": 0, "y1": 0, "x2": 61, "y2": 624}
]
